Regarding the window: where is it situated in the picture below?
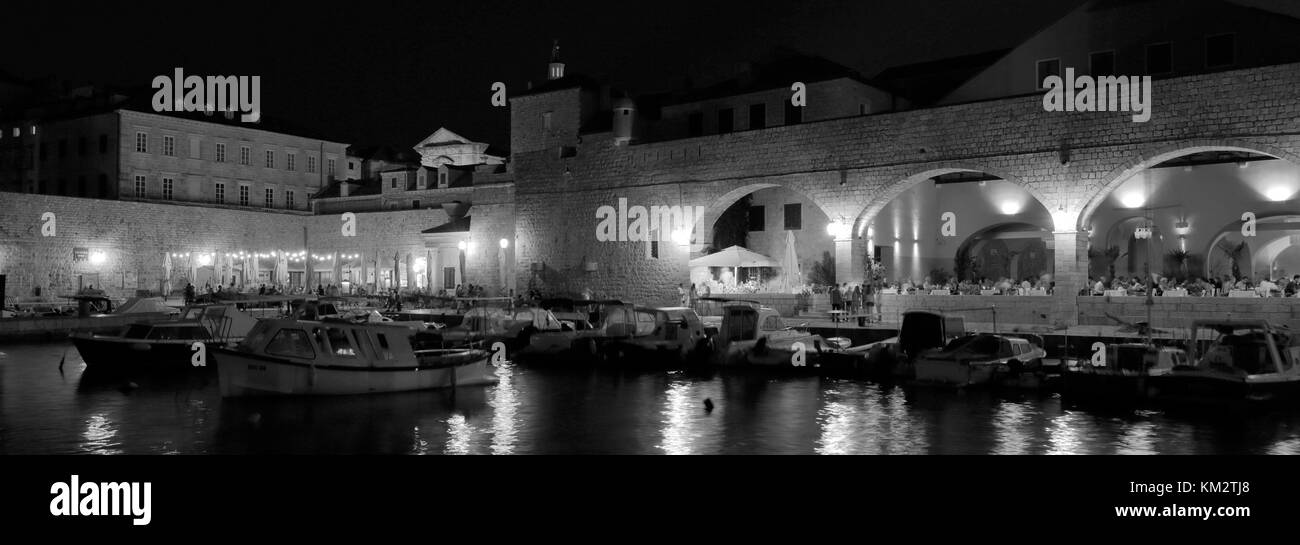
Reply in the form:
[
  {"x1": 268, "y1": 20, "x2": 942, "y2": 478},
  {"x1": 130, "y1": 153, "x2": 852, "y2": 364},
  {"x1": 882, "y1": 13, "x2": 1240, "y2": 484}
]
[
  {"x1": 784, "y1": 203, "x2": 802, "y2": 230},
  {"x1": 650, "y1": 240, "x2": 659, "y2": 259},
  {"x1": 438, "y1": 171, "x2": 448, "y2": 187},
  {"x1": 1146, "y1": 42, "x2": 1172, "y2": 74},
  {"x1": 162, "y1": 177, "x2": 174, "y2": 200},
  {"x1": 286, "y1": 153, "x2": 296, "y2": 171},
  {"x1": 134, "y1": 175, "x2": 146, "y2": 198},
  {"x1": 215, "y1": 182, "x2": 225, "y2": 204},
  {"x1": 162, "y1": 135, "x2": 175, "y2": 156},
  {"x1": 287, "y1": 189, "x2": 297, "y2": 209},
  {"x1": 761, "y1": 315, "x2": 783, "y2": 331},
  {"x1": 348, "y1": 161, "x2": 356, "y2": 170},
  {"x1": 265, "y1": 150, "x2": 275, "y2": 168},
  {"x1": 307, "y1": 155, "x2": 316, "y2": 173},
  {"x1": 687, "y1": 112, "x2": 703, "y2": 136},
  {"x1": 215, "y1": 143, "x2": 226, "y2": 162},
  {"x1": 99, "y1": 134, "x2": 109, "y2": 154},
  {"x1": 748, "y1": 206, "x2": 766, "y2": 231},
  {"x1": 412, "y1": 199, "x2": 420, "y2": 209},
  {"x1": 239, "y1": 184, "x2": 249, "y2": 206},
  {"x1": 239, "y1": 146, "x2": 250, "y2": 165},
  {"x1": 784, "y1": 101, "x2": 802, "y2": 125},
  {"x1": 391, "y1": 177, "x2": 398, "y2": 189},
  {"x1": 326, "y1": 328, "x2": 356, "y2": 357},
  {"x1": 1090, "y1": 50, "x2": 1115, "y2": 77},
  {"x1": 1206, "y1": 34, "x2": 1235, "y2": 68},
  {"x1": 135, "y1": 132, "x2": 147, "y2": 153},
  {"x1": 266, "y1": 329, "x2": 315, "y2": 359},
  {"x1": 717, "y1": 108, "x2": 734, "y2": 133},
  {"x1": 77, "y1": 137, "x2": 86, "y2": 156},
  {"x1": 328, "y1": 158, "x2": 335, "y2": 177},
  {"x1": 265, "y1": 187, "x2": 274, "y2": 207},
  {"x1": 375, "y1": 333, "x2": 394, "y2": 360},
  {"x1": 1035, "y1": 58, "x2": 1061, "y2": 89},
  {"x1": 542, "y1": 111, "x2": 552, "y2": 131},
  {"x1": 749, "y1": 103, "x2": 766, "y2": 129}
]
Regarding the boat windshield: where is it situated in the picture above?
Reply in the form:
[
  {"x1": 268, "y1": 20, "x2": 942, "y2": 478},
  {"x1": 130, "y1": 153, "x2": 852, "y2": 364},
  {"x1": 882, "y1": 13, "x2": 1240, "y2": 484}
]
[
  {"x1": 1202, "y1": 332, "x2": 1274, "y2": 375},
  {"x1": 266, "y1": 328, "x2": 316, "y2": 359}
]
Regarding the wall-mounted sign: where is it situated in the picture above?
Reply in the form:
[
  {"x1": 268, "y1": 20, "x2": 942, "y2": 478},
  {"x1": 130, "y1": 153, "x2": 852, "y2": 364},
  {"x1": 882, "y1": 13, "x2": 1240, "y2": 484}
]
[{"x1": 73, "y1": 247, "x2": 89, "y2": 262}]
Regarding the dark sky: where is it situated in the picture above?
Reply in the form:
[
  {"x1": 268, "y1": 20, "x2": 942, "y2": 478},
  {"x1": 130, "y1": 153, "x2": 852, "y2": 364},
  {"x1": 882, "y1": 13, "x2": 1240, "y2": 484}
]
[{"x1": 7, "y1": 0, "x2": 1097, "y2": 148}]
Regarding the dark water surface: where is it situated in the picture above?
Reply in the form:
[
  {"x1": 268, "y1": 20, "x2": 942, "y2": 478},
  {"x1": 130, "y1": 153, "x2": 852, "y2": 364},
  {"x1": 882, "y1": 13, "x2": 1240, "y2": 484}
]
[{"x1": 3, "y1": 342, "x2": 1300, "y2": 454}]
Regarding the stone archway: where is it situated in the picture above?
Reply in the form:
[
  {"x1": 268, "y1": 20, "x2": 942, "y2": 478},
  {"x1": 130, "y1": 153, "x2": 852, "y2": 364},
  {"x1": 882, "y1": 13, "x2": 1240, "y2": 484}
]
[
  {"x1": 1076, "y1": 139, "x2": 1300, "y2": 231},
  {"x1": 852, "y1": 163, "x2": 1057, "y2": 237}
]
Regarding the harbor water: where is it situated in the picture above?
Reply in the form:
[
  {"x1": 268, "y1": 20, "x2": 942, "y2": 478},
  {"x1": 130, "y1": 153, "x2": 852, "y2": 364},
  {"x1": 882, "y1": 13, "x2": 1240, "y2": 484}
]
[{"x1": 3, "y1": 341, "x2": 1300, "y2": 455}]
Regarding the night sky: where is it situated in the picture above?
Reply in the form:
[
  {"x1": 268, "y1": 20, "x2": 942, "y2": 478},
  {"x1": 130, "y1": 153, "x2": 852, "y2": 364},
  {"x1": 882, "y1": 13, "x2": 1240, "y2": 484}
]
[{"x1": 6, "y1": 0, "x2": 1291, "y2": 149}]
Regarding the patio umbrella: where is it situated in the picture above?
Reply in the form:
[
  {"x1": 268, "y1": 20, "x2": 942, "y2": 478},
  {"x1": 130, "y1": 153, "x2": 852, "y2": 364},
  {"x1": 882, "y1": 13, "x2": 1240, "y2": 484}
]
[
  {"x1": 779, "y1": 231, "x2": 801, "y2": 293},
  {"x1": 276, "y1": 253, "x2": 289, "y2": 289},
  {"x1": 689, "y1": 245, "x2": 779, "y2": 285},
  {"x1": 332, "y1": 253, "x2": 342, "y2": 290},
  {"x1": 162, "y1": 252, "x2": 172, "y2": 296}
]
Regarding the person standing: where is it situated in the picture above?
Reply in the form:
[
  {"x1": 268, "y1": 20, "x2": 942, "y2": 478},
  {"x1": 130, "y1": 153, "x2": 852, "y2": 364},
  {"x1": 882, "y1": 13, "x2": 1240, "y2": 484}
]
[
  {"x1": 688, "y1": 283, "x2": 698, "y2": 309},
  {"x1": 184, "y1": 283, "x2": 195, "y2": 305},
  {"x1": 678, "y1": 283, "x2": 687, "y2": 306},
  {"x1": 830, "y1": 283, "x2": 843, "y2": 321}
]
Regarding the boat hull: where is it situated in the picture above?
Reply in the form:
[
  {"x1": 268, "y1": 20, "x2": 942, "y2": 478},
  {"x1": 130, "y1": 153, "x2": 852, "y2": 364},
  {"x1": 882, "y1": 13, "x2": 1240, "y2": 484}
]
[
  {"x1": 71, "y1": 334, "x2": 215, "y2": 371},
  {"x1": 1147, "y1": 372, "x2": 1300, "y2": 405},
  {"x1": 913, "y1": 360, "x2": 995, "y2": 386},
  {"x1": 212, "y1": 349, "x2": 498, "y2": 397}
]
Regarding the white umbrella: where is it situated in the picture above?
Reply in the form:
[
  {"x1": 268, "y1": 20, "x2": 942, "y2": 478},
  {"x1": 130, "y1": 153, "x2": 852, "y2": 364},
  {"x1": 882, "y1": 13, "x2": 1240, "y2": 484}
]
[
  {"x1": 162, "y1": 252, "x2": 172, "y2": 296},
  {"x1": 779, "y1": 231, "x2": 801, "y2": 293}
]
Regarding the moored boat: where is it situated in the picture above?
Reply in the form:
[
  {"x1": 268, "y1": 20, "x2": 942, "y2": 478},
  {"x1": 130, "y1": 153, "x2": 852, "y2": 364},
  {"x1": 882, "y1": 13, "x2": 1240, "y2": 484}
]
[
  {"x1": 1147, "y1": 320, "x2": 1300, "y2": 405},
  {"x1": 212, "y1": 318, "x2": 497, "y2": 397},
  {"x1": 70, "y1": 301, "x2": 264, "y2": 370}
]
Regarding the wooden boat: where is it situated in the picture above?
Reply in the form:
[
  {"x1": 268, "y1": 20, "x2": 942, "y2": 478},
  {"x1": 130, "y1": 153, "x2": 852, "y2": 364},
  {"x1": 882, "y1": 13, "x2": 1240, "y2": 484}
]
[
  {"x1": 211, "y1": 318, "x2": 496, "y2": 397},
  {"x1": 70, "y1": 301, "x2": 264, "y2": 369}
]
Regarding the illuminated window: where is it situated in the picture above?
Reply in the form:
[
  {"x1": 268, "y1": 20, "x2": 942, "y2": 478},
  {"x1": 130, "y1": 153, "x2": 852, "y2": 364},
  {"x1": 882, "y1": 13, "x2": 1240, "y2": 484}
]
[
  {"x1": 162, "y1": 135, "x2": 175, "y2": 156},
  {"x1": 215, "y1": 143, "x2": 226, "y2": 162},
  {"x1": 162, "y1": 177, "x2": 174, "y2": 200},
  {"x1": 239, "y1": 184, "x2": 249, "y2": 206},
  {"x1": 286, "y1": 153, "x2": 295, "y2": 171},
  {"x1": 134, "y1": 175, "x2": 146, "y2": 198},
  {"x1": 265, "y1": 150, "x2": 275, "y2": 168},
  {"x1": 265, "y1": 187, "x2": 274, "y2": 208},
  {"x1": 215, "y1": 182, "x2": 225, "y2": 204}
]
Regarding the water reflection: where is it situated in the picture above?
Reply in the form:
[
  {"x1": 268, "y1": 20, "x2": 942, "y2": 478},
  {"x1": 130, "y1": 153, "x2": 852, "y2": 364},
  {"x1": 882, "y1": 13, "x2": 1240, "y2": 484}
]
[
  {"x1": 5, "y1": 341, "x2": 1300, "y2": 454},
  {"x1": 659, "y1": 380, "x2": 699, "y2": 455},
  {"x1": 82, "y1": 412, "x2": 123, "y2": 455},
  {"x1": 444, "y1": 414, "x2": 474, "y2": 455},
  {"x1": 489, "y1": 363, "x2": 518, "y2": 455}
]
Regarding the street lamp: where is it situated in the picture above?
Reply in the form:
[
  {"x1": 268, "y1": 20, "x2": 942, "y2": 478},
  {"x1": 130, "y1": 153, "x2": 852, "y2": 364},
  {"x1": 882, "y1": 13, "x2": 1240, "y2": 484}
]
[{"x1": 499, "y1": 238, "x2": 509, "y2": 249}]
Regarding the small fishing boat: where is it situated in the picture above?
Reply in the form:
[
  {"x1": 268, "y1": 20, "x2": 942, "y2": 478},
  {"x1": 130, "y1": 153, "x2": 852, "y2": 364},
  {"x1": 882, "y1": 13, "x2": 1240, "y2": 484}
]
[
  {"x1": 211, "y1": 318, "x2": 497, "y2": 397},
  {"x1": 70, "y1": 301, "x2": 264, "y2": 369},
  {"x1": 912, "y1": 333, "x2": 1047, "y2": 387},
  {"x1": 1147, "y1": 320, "x2": 1300, "y2": 405}
]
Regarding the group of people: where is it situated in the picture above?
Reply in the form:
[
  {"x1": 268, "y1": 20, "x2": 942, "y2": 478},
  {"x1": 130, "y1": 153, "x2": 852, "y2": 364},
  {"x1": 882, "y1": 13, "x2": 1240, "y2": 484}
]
[
  {"x1": 677, "y1": 283, "x2": 714, "y2": 307},
  {"x1": 1087, "y1": 274, "x2": 1300, "y2": 297},
  {"x1": 874, "y1": 275, "x2": 1056, "y2": 296}
]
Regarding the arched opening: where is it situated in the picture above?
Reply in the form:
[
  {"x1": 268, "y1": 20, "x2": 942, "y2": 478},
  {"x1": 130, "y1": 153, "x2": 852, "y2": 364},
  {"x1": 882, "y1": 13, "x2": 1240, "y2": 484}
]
[
  {"x1": 693, "y1": 184, "x2": 831, "y2": 293},
  {"x1": 861, "y1": 172, "x2": 1054, "y2": 289},
  {"x1": 955, "y1": 222, "x2": 1053, "y2": 284},
  {"x1": 1083, "y1": 149, "x2": 1300, "y2": 287}
]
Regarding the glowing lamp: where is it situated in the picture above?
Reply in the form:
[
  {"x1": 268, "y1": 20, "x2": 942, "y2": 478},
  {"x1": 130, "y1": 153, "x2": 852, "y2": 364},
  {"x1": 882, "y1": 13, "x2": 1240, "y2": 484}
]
[
  {"x1": 1134, "y1": 226, "x2": 1152, "y2": 240},
  {"x1": 999, "y1": 201, "x2": 1022, "y2": 215},
  {"x1": 457, "y1": 241, "x2": 467, "y2": 251},
  {"x1": 197, "y1": 254, "x2": 213, "y2": 266},
  {"x1": 89, "y1": 250, "x2": 107, "y2": 265},
  {"x1": 1265, "y1": 186, "x2": 1293, "y2": 202},
  {"x1": 670, "y1": 229, "x2": 689, "y2": 246},
  {"x1": 499, "y1": 238, "x2": 509, "y2": 249},
  {"x1": 1120, "y1": 193, "x2": 1145, "y2": 209},
  {"x1": 1173, "y1": 221, "x2": 1190, "y2": 236}
]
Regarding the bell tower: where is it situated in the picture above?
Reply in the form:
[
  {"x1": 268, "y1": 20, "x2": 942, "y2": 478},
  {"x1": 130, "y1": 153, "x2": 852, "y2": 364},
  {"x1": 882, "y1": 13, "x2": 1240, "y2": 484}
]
[{"x1": 548, "y1": 40, "x2": 565, "y2": 80}]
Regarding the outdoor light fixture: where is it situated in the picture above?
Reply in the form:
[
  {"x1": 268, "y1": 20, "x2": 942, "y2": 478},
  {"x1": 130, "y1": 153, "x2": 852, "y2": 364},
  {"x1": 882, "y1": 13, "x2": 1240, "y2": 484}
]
[
  {"x1": 197, "y1": 254, "x2": 213, "y2": 266},
  {"x1": 826, "y1": 219, "x2": 851, "y2": 240},
  {"x1": 670, "y1": 229, "x2": 689, "y2": 246},
  {"x1": 1134, "y1": 226, "x2": 1152, "y2": 240},
  {"x1": 468, "y1": 241, "x2": 477, "y2": 253},
  {"x1": 1265, "y1": 186, "x2": 1293, "y2": 202},
  {"x1": 999, "y1": 201, "x2": 1022, "y2": 215},
  {"x1": 499, "y1": 238, "x2": 509, "y2": 249},
  {"x1": 457, "y1": 241, "x2": 467, "y2": 251},
  {"x1": 1174, "y1": 220, "x2": 1190, "y2": 236},
  {"x1": 1120, "y1": 193, "x2": 1145, "y2": 209},
  {"x1": 89, "y1": 250, "x2": 107, "y2": 265}
]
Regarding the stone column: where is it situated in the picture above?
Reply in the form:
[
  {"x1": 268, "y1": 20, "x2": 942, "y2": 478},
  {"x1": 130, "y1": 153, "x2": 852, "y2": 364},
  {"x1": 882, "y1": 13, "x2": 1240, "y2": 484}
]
[
  {"x1": 1051, "y1": 230, "x2": 1090, "y2": 325},
  {"x1": 834, "y1": 238, "x2": 854, "y2": 286}
]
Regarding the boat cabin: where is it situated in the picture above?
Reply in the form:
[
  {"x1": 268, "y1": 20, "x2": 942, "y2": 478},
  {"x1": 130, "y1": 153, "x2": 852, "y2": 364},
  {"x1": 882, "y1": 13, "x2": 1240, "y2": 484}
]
[
  {"x1": 238, "y1": 319, "x2": 426, "y2": 367},
  {"x1": 1190, "y1": 320, "x2": 1299, "y2": 376}
]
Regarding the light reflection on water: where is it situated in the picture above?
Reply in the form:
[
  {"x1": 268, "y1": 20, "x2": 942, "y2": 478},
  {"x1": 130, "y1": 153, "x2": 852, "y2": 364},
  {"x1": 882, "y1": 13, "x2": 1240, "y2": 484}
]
[{"x1": 3, "y1": 341, "x2": 1300, "y2": 454}]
